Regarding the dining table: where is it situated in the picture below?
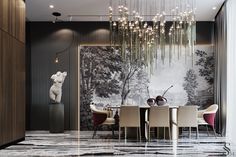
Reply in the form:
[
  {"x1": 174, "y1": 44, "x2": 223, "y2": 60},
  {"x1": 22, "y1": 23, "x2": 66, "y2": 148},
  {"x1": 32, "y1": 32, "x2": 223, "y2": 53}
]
[{"x1": 108, "y1": 105, "x2": 179, "y2": 140}]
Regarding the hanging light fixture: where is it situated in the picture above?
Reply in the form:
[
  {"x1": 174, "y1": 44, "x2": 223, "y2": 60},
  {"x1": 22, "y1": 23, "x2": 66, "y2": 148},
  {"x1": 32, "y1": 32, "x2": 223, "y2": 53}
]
[
  {"x1": 53, "y1": 30, "x2": 75, "y2": 64},
  {"x1": 108, "y1": 0, "x2": 196, "y2": 71}
]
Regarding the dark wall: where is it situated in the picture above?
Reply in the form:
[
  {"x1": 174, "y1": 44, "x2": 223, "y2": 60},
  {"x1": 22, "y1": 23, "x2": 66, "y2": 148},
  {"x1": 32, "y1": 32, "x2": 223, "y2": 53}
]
[
  {"x1": 26, "y1": 22, "x2": 110, "y2": 130},
  {"x1": 0, "y1": 0, "x2": 25, "y2": 147},
  {"x1": 26, "y1": 21, "x2": 214, "y2": 130}
]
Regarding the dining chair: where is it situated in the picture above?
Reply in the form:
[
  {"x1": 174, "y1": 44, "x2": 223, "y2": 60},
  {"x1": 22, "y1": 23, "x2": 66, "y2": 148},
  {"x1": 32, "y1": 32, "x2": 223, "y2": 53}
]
[
  {"x1": 90, "y1": 104, "x2": 115, "y2": 138},
  {"x1": 119, "y1": 105, "x2": 141, "y2": 142},
  {"x1": 177, "y1": 106, "x2": 198, "y2": 139},
  {"x1": 148, "y1": 106, "x2": 171, "y2": 141},
  {"x1": 198, "y1": 104, "x2": 218, "y2": 138}
]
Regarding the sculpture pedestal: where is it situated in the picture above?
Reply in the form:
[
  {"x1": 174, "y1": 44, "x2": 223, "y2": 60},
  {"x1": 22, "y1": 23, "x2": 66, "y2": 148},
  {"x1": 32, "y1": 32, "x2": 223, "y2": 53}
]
[{"x1": 49, "y1": 103, "x2": 64, "y2": 133}]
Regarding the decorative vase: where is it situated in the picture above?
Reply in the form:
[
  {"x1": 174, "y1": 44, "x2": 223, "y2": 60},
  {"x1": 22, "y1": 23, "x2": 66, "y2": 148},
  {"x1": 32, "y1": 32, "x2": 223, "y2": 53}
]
[
  {"x1": 147, "y1": 98, "x2": 156, "y2": 106},
  {"x1": 156, "y1": 95, "x2": 167, "y2": 106}
]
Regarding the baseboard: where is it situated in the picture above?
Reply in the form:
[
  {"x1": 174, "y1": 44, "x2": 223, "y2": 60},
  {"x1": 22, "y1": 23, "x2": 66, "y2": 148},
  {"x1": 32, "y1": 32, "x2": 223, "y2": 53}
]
[{"x1": 0, "y1": 137, "x2": 25, "y2": 149}]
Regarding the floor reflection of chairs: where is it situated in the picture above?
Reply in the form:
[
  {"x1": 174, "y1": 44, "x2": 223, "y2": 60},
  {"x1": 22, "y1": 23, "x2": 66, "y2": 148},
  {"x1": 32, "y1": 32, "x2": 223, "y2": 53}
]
[
  {"x1": 147, "y1": 106, "x2": 171, "y2": 141},
  {"x1": 177, "y1": 106, "x2": 198, "y2": 139},
  {"x1": 119, "y1": 106, "x2": 141, "y2": 142}
]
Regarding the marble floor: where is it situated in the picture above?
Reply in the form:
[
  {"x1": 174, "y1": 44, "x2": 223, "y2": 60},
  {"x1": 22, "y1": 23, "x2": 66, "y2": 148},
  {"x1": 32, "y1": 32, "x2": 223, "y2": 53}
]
[{"x1": 0, "y1": 131, "x2": 233, "y2": 157}]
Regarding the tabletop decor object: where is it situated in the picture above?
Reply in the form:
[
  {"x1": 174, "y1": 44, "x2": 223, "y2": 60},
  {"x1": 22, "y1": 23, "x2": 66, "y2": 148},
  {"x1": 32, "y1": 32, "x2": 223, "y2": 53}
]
[{"x1": 156, "y1": 85, "x2": 173, "y2": 106}]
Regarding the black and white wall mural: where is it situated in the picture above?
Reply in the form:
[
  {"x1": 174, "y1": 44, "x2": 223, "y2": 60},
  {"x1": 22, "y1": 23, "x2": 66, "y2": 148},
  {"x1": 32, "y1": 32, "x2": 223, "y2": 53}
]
[{"x1": 80, "y1": 45, "x2": 214, "y2": 130}]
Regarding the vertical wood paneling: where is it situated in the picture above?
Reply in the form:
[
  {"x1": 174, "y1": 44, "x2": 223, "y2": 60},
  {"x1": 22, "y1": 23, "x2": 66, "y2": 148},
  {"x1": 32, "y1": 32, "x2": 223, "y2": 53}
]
[
  {"x1": 15, "y1": 0, "x2": 25, "y2": 43},
  {"x1": 1, "y1": 31, "x2": 13, "y2": 144},
  {"x1": 0, "y1": 0, "x2": 9, "y2": 32},
  {"x1": 0, "y1": 0, "x2": 25, "y2": 147},
  {"x1": 9, "y1": 0, "x2": 16, "y2": 37}
]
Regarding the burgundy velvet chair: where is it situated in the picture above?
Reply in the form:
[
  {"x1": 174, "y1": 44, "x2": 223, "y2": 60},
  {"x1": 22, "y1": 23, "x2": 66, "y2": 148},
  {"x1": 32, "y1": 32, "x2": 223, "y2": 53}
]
[
  {"x1": 198, "y1": 104, "x2": 218, "y2": 138},
  {"x1": 90, "y1": 104, "x2": 115, "y2": 138}
]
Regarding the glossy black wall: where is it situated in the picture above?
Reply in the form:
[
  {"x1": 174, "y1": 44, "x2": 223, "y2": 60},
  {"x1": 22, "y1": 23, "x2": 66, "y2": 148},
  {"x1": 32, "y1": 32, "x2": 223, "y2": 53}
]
[{"x1": 26, "y1": 21, "x2": 214, "y2": 130}]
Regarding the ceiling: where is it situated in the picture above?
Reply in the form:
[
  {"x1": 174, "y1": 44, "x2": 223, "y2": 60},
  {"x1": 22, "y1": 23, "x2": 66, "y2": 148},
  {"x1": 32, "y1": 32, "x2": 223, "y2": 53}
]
[{"x1": 26, "y1": 0, "x2": 225, "y2": 22}]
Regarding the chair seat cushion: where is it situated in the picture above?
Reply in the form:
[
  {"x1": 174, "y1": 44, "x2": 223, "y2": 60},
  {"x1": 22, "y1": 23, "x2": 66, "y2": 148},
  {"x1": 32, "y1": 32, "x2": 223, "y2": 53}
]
[
  {"x1": 102, "y1": 118, "x2": 115, "y2": 125},
  {"x1": 198, "y1": 110, "x2": 205, "y2": 118},
  {"x1": 198, "y1": 118, "x2": 208, "y2": 125}
]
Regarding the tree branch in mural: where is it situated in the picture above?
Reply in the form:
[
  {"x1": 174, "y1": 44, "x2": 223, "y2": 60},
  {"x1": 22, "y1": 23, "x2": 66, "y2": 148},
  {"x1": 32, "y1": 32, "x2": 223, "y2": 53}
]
[
  {"x1": 119, "y1": 52, "x2": 148, "y2": 105},
  {"x1": 183, "y1": 69, "x2": 198, "y2": 105},
  {"x1": 128, "y1": 69, "x2": 149, "y2": 104},
  {"x1": 195, "y1": 50, "x2": 214, "y2": 85},
  {"x1": 80, "y1": 46, "x2": 122, "y2": 130},
  {"x1": 119, "y1": 60, "x2": 138, "y2": 105}
]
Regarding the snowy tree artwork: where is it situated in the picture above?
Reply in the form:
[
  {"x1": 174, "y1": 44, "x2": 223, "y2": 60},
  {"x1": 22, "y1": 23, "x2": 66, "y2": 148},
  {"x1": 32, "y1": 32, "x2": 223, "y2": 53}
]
[
  {"x1": 80, "y1": 45, "x2": 215, "y2": 130},
  {"x1": 80, "y1": 46, "x2": 149, "y2": 130}
]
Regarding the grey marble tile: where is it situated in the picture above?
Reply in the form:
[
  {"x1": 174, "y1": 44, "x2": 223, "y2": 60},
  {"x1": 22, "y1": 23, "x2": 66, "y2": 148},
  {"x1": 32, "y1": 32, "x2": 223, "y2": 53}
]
[{"x1": 0, "y1": 131, "x2": 229, "y2": 156}]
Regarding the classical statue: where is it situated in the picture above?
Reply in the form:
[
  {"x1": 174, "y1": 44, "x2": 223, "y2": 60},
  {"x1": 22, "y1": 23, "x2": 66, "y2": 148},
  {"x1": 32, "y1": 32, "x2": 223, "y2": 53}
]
[{"x1": 49, "y1": 71, "x2": 67, "y2": 103}]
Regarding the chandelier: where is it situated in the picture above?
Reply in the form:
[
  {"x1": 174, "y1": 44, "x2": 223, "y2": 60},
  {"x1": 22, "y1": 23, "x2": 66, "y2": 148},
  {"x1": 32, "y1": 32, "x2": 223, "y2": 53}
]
[{"x1": 108, "y1": 0, "x2": 196, "y2": 71}]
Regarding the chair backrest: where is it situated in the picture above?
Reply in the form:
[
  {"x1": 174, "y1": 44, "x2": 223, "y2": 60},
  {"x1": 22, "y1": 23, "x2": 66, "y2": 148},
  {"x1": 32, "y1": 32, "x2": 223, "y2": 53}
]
[
  {"x1": 149, "y1": 106, "x2": 170, "y2": 127},
  {"x1": 177, "y1": 106, "x2": 198, "y2": 127},
  {"x1": 90, "y1": 104, "x2": 108, "y2": 126},
  {"x1": 205, "y1": 104, "x2": 218, "y2": 113},
  {"x1": 90, "y1": 104, "x2": 108, "y2": 114},
  {"x1": 203, "y1": 104, "x2": 218, "y2": 128},
  {"x1": 119, "y1": 106, "x2": 140, "y2": 127}
]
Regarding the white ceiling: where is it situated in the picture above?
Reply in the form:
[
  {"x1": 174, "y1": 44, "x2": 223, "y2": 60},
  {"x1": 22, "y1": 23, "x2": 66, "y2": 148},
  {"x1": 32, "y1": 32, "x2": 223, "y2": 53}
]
[{"x1": 26, "y1": 0, "x2": 225, "y2": 21}]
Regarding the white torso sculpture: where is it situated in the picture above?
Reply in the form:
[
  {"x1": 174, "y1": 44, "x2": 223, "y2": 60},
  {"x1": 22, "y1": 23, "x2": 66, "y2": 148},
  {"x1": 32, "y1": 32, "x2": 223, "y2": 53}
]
[{"x1": 49, "y1": 71, "x2": 67, "y2": 103}]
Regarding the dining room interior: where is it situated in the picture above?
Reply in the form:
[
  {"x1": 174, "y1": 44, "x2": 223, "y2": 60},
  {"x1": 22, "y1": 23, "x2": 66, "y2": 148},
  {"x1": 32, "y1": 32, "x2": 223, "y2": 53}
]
[{"x1": 1, "y1": 0, "x2": 236, "y2": 156}]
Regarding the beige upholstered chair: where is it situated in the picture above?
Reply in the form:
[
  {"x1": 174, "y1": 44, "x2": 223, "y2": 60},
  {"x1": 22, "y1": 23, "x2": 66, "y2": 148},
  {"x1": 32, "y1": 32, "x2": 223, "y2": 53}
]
[
  {"x1": 198, "y1": 104, "x2": 218, "y2": 137},
  {"x1": 90, "y1": 104, "x2": 115, "y2": 138},
  {"x1": 148, "y1": 106, "x2": 171, "y2": 141},
  {"x1": 119, "y1": 105, "x2": 141, "y2": 141},
  {"x1": 177, "y1": 106, "x2": 198, "y2": 138}
]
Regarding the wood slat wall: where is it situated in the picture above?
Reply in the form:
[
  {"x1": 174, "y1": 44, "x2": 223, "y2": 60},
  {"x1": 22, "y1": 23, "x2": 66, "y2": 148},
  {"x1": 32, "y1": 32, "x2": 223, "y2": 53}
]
[{"x1": 0, "y1": 0, "x2": 25, "y2": 147}]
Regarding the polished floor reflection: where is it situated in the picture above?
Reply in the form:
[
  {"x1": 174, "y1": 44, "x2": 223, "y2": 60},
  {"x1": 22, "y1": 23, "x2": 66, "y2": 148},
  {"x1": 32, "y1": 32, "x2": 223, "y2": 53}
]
[{"x1": 0, "y1": 131, "x2": 228, "y2": 156}]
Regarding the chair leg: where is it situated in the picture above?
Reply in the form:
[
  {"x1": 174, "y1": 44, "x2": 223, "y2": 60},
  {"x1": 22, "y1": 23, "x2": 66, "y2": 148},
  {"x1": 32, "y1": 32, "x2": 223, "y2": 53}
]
[
  {"x1": 212, "y1": 127, "x2": 217, "y2": 138},
  {"x1": 206, "y1": 125, "x2": 209, "y2": 136},
  {"x1": 168, "y1": 127, "x2": 171, "y2": 140},
  {"x1": 177, "y1": 127, "x2": 179, "y2": 139},
  {"x1": 139, "y1": 127, "x2": 141, "y2": 142},
  {"x1": 189, "y1": 127, "x2": 191, "y2": 138},
  {"x1": 164, "y1": 127, "x2": 166, "y2": 140},
  {"x1": 136, "y1": 127, "x2": 138, "y2": 141},
  {"x1": 148, "y1": 126, "x2": 150, "y2": 142},
  {"x1": 111, "y1": 125, "x2": 115, "y2": 138},
  {"x1": 157, "y1": 127, "x2": 159, "y2": 139},
  {"x1": 196, "y1": 126, "x2": 199, "y2": 139},
  {"x1": 125, "y1": 127, "x2": 127, "y2": 140},
  {"x1": 119, "y1": 127, "x2": 121, "y2": 142},
  {"x1": 92, "y1": 126, "x2": 97, "y2": 139}
]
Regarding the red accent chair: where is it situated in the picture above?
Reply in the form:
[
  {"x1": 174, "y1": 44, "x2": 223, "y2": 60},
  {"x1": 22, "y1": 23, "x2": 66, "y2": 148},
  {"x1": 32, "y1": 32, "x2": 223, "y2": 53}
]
[
  {"x1": 198, "y1": 104, "x2": 218, "y2": 138},
  {"x1": 90, "y1": 104, "x2": 115, "y2": 138}
]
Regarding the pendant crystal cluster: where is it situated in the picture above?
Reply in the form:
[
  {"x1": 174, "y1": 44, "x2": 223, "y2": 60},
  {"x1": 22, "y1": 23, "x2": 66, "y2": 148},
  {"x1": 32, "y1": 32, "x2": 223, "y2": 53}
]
[{"x1": 109, "y1": 0, "x2": 196, "y2": 71}]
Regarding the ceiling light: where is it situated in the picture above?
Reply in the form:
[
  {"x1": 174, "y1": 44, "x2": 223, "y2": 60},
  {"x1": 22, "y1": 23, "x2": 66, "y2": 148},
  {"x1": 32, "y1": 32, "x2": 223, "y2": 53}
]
[
  {"x1": 108, "y1": 0, "x2": 196, "y2": 70},
  {"x1": 212, "y1": 6, "x2": 217, "y2": 10},
  {"x1": 49, "y1": 5, "x2": 54, "y2": 9}
]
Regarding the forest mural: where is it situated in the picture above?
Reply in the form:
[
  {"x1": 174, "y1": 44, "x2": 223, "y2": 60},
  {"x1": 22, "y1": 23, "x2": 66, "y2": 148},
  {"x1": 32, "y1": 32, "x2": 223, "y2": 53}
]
[{"x1": 80, "y1": 45, "x2": 214, "y2": 130}]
